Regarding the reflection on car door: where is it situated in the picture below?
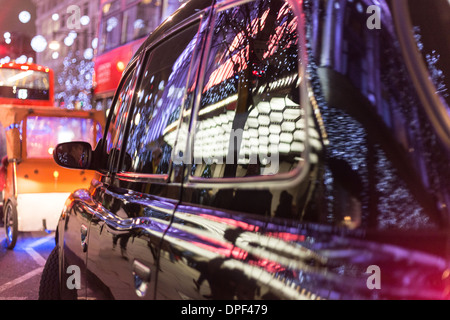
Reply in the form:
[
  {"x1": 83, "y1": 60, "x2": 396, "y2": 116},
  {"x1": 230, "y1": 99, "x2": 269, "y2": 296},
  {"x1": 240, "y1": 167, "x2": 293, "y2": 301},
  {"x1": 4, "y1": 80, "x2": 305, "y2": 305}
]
[
  {"x1": 152, "y1": 0, "x2": 450, "y2": 300},
  {"x1": 153, "y1": 0, "x2": 315, "y2": 299},
  {"x1": 85, "y1": 16, "x2": 208, "y2": 299},
  {"x1": 59, "y1": 189, "x2": 93, "y2": 300},
  {"x1": 83, "y1": 64, "x2": 141, "y2": 299},
  {"x1": 87, "y1": 178, "x2": 178, "y2": 299}
]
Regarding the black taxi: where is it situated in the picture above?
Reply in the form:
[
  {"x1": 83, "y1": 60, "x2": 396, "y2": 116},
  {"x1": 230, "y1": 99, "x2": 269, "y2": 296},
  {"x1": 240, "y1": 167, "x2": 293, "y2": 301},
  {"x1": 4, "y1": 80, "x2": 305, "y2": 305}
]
[{"x1": 40, "y1": 0, "x2": 450, "y2": 300}]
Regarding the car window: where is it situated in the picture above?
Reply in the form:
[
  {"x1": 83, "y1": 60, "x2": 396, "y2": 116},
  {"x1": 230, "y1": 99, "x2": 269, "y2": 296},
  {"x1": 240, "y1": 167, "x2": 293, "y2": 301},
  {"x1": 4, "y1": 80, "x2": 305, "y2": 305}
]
[
  {"x1": 104, "y1": 66, "x2": 138, "y2": 172},
  {"x1": 409, "y1": 0, "x2": 449, "y2": 114},
  {"x1": 301, "y1": 0, "x2": 449, "y2": 230},
  {"x1": 191, "y1": 0, "x2": 306, "y2": 180},
  {"x1": 123, "y1": 22, "x2": 201, "y2": 175}
]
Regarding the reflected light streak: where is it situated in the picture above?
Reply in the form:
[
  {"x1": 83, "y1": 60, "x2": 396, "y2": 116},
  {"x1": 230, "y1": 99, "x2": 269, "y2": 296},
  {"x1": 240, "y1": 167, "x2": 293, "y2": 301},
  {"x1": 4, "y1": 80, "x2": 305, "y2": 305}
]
[
  {"x1": 7, "y1": 70, "x2": 34, "y2": 83},
  {"x1": 198, "y1": 213, "x2": 259, "y2": 232},
  {"x1": 203, "y1": 46, "x2": 249, "y2": 93},
  {"x1": 198, "y1": 94, "x2": 238, "y2": 116},
  {"x1": 163, "y1": 229, "x2": 320, "y2": 299}
]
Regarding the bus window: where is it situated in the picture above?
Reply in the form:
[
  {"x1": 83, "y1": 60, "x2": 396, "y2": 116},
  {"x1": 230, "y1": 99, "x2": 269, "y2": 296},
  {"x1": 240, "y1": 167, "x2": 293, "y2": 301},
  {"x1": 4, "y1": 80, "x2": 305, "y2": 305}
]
[
  {"x1": 0, "y1": 68, "x2": 50, "y2": 101},
  {"x1": 122, "y1": 1, "x2": 160, "y2": 44}
]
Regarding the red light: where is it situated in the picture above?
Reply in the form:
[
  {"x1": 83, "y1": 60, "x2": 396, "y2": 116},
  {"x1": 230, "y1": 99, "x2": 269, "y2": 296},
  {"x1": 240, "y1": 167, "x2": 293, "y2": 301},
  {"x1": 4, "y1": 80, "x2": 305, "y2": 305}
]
[{"x1": 116, "y1": 61, "x2": 125, "y2": 72}]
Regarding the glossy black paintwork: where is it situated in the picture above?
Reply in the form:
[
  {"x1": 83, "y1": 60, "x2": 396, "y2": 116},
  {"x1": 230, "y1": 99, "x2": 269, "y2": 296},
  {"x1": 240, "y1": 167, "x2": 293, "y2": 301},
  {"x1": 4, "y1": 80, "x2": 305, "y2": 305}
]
[
  {"x1": 57, "y1": 188, "x2": 95, "y2": 299},
  {"x1": 53, "y1": 0, "x2": 450, "y2": 300},
  {"x1": 85, "y1": 177, "x2": 180, "y2": 299}
]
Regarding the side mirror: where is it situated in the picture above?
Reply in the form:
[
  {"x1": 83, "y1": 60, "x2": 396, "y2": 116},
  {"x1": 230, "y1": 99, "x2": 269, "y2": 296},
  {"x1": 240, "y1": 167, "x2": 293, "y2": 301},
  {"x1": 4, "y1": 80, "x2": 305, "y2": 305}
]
[{"x1": 53, "y1": 141, "x2": 93, "y2": 170}]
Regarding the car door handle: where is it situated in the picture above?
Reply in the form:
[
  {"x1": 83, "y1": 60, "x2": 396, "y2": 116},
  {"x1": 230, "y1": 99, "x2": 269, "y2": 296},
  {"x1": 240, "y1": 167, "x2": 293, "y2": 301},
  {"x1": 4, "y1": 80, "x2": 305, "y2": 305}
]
[
  {"x1": 81, "y1": 224, "x2": 88, "y2": 252},
  {"x1": 132, "y1": 259, "x2": 151, "y2": 297}
]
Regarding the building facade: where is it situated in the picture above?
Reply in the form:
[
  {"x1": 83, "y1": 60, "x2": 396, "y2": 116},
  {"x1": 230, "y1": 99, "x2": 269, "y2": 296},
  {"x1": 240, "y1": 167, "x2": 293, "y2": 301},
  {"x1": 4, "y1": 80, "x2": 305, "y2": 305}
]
[{"x1": 32, "y1": 0, "x2": 100, "y2": 108}]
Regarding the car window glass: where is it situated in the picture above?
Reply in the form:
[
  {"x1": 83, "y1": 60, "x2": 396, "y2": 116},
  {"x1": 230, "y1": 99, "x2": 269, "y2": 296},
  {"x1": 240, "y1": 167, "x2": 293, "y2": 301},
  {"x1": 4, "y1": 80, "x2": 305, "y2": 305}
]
[
  {"x1": 123, "y1": 22, "x2": 201, "y2": 175},
  {"x1": 191, "y1": 0, "x2": 305, "y2": 179},
  {"x1": 409, "y1": 0, "x2": 449, "y2": 112},
  {"x1": 301, "y1": 0, "x2": 449, "y2": 230},
  {"x1": 105, "y1": 68, "x2": 137, "y2": 171}
]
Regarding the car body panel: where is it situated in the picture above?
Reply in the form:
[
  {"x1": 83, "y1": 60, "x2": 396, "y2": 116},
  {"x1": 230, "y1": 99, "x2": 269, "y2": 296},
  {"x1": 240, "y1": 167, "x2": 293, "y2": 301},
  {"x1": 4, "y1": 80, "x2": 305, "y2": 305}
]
[{"x1": 84, "y1": 176, "x2": 182, "y2": 299}]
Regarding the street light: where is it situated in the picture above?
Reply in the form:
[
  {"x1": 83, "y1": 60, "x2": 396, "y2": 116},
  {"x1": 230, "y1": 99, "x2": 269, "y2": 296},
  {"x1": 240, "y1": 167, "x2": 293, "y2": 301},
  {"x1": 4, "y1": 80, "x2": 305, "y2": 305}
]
[
  {"x1": 48, "y1": 41, "x2": 60, "y2": 51},
  {"x1": 31, "y1": 35, "x2": 47, "y2": 53},
  {"x1": 80, "y1": 16, "x2": 90, "y2": 26},
  {"x1": 19, "y1": 11, "x2": 31, "y2": 24},
  {"x1": 64, "y1": 36, "x2": 74, "y2": 47}
]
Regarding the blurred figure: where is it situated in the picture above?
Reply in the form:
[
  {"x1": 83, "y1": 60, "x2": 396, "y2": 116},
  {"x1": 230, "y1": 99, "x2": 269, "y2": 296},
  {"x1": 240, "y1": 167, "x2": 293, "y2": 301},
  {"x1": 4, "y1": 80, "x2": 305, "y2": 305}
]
[
  {"x1": 143, "y1": 147, "x2": 162, "y2": 174},
  {"x1": 66, "y1": 144, "x2": 85, "y2": 167}
]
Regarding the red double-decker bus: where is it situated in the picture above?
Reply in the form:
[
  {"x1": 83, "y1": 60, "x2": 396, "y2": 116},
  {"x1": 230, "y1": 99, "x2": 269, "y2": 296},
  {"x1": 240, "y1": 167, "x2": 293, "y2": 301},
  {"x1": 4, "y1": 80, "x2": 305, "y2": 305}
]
[
  {"x1": 0, "y1": 62, "x2": 54, "y2": 107},
  {"x1": 93, "y1": 0, "x2": 186, "y2": 113},
  {"x1": 0, "y1": 61, "x2": 106, "y2": 249}
]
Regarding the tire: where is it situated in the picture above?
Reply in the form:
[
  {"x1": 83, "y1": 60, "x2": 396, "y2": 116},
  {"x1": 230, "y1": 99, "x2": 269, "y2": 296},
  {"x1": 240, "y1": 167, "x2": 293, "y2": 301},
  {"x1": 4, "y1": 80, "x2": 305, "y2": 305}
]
[
  {"x1": 39, "y1": 245, "x2": 78, "y2": 300},
  {"x1": 39, "y1": 246, "x2": 61, "y2": 300},
  {"x1": 4, "y1": 201, "x2": 18, "y2": 250}
]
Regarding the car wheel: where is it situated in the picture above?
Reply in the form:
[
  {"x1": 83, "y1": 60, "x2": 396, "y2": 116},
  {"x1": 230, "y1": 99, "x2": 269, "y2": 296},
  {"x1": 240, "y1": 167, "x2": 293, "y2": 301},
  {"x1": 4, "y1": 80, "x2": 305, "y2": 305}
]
[
  {"x1": 4, "y1": 201, "x2": 18, "y2": 250},
  {"x1": 39, "y1": 246, "x2": 61, "y2": 300}
]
